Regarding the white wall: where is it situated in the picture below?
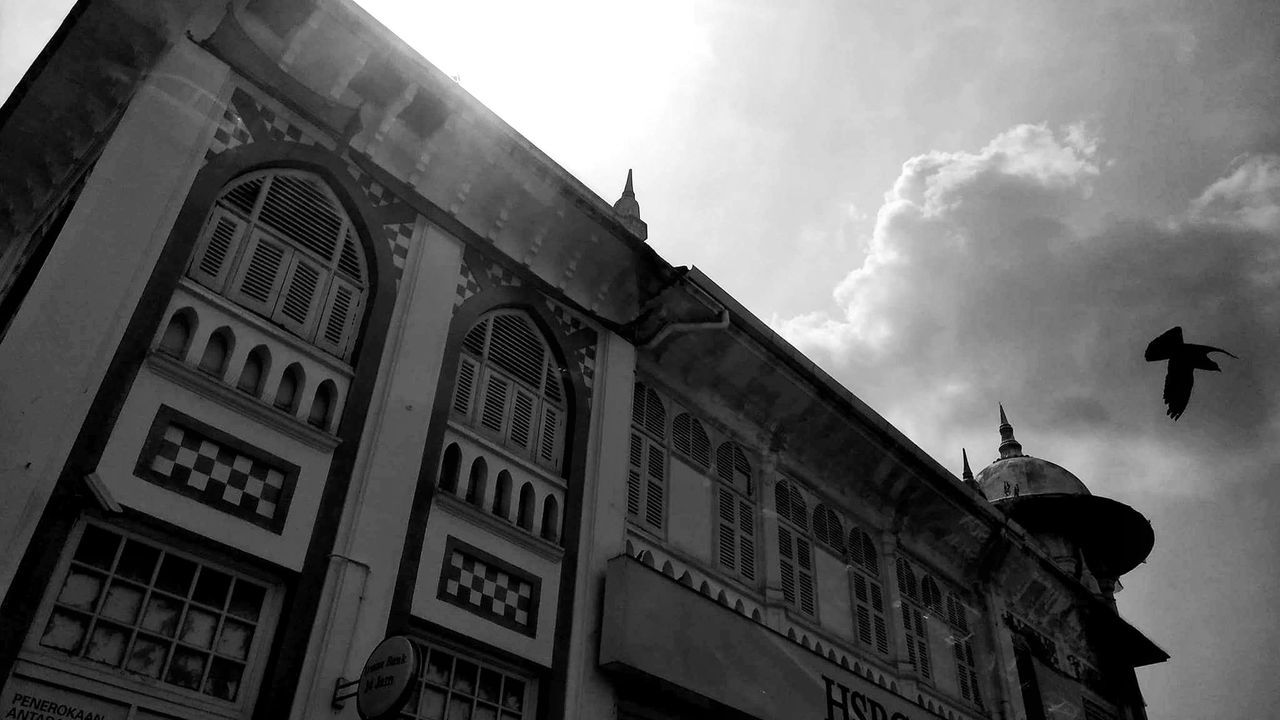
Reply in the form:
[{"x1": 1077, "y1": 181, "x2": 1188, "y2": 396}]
[{"x1": 0, "y1": 37, "x2": 229, "y2": 597}]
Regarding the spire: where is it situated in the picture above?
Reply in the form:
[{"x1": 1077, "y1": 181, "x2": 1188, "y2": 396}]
[
  {"x1": 998, "y1": 403, "x2": 1023, "y2": 459},
  {"x1": 612, "y1": 168, "x2": 648, "y2": 240},
  {"x1": 961, "y1": 448, "x2": 985, "y2": 497}
]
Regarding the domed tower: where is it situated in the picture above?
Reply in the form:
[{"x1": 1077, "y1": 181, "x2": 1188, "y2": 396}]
[{"x1": 974, "y1": 406, "x2": 1154, "y2": 605}]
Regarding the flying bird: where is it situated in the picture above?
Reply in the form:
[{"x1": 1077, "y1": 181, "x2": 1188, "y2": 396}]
[{"x1": 1144, "y1": 326, "x2": 1237, "y2": 420}]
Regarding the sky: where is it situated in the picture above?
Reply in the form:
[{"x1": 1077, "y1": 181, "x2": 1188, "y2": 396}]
[{"x1": 3, "y1": 0, "x2": 1279, "y2": 718}]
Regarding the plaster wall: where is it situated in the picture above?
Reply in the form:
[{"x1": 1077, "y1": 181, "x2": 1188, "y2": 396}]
[
  {"x1": 815, "y1": 548, "x2": 854, "y2": 640},
  {"x1": 563, "y1": 331, "x2": 636, "y2": 720},
  {"x1": 0, "y1": 38, "x2": 229, "y2": 596},
  {"x1": 94, "y1": 363, "x2": 332, "y2": 570},
  {"x1": 666, "y1": 459, "x2": 713, "y2": 566},
  {"x1": 289, "y1": 219, "x2": 458, "y2": 719},
  {"x1": 412, "y1": 503, "x2": 562, "y2": 666}
]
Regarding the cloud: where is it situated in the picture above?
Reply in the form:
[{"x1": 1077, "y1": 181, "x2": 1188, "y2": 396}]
[{"x1": 778, "y1": 125, "x2": 1280, "y2": 498}]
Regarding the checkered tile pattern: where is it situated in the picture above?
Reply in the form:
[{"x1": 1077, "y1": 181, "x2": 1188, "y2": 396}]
[
  {"x1": 442, "y1": 551, "x2": 534, "y2": 629},
  {"x1": 486, "y1": 262, "x2": 523, "y2": 288},
  {"x1": 382, "y1": 220, "x2": 416, "y2": 280},
  {"x1": 455, "y1": 260, "x2": 482, "y2": 310},
  {"x1": 576, "y1": 343, "x2": 597, "y2": 393},
  {"x1": 544, "y1": 298, "x2": 597, "y2": 394},
  {"x1": 146, "y1": 423, "x2": 288, "y2": 529},
  {"x1": 204, "y1": 105, "x2": 252, "y2": 163},
  {"x1": 346, "y1": 162, "x2": 398, "y2": 208},
  {"x1": 257, "y1": 103, "x2": 317, "y2": 146},
  {"x1": 545, "y1": 297, "x2": 585, "y2": 337}
]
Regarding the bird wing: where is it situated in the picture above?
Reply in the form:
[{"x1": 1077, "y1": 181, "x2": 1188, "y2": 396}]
[
  {"x1": 1202, "y1": 345, "x2": 1239, "y2": 359},
  {"x1": 1145, "y1": 326, "x2": 1183, "y2": 361},
  {"x1": 1163, "y1": 358, "x2": 1194, "y2": 420}
]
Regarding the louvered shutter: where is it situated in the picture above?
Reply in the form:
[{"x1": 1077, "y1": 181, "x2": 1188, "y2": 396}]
[
  {"x1": 796, "y1": 535, "x2": 816, "y2": 615},
  {"x1": 479, "y1": 371, "x2": 512, "y2": 435},
  {"x1": 228, "y1": 231, "x2": 291, "y2": 316},
  {"x1": 508, "y1": 387, "x2": 537, "y2": 450},
  {"x1": 452, "y1": 355, "x2": 479, "y2": 419},
  {"x1": 189, "y1": 208, "x2": 246, "y2": 291},
  {"x1": 315, "y1": 275, "x2": 363, "y2": 357},
  {"x1": 778, "y1": 526, "x2": 797, "y2": 605},
  {"x1": 737, "y1": 496, "x2": 755, "y2": 580},
  {"x1": 903, "y1": 605, "x2": 931, "y2": 679},
  {"x1": 643, "y1": 440, "x2": 664, "y2": 530},
  {"x1": 852, "y1": 570, "x2": 890, "y2": 655},
  {"x1": 536, "y1": 404, "x2": 562, "y2": 472},
  {"x1": 626, "y1": 432, "x2": 644, "y2": 518},
  {"x1": 717, "y1": 487, "x2": 737, "y2": 571},
  {"x1": 872, "y1": 581, "x2": 889, "y2": 654},
  {"x1": 271, "y1": 253, "x2": 325, "y2": 336}
]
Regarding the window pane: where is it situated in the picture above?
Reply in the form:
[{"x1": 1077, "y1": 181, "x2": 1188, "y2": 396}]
[
  {"x1": 205, "y1": 657, "x2": 244, "y2": 701},
  {"x1": 74, "y1": 526, "x2": 120, "y2": 569},
  {"x1": 502, "y1": 679, "x2": 524, "y2": 712},
  {"x1": 452, "y1": 659, "x2": 477, "y2": 695},
  {"x1": 228, "y1": 580, "x2": 266, "y2": 622},
  {"x1": 180, "y1": 608, "x2": 218, "y2": 648},
  {"x1": 419, "y1": 687, "x2": 446, "y2": 719},
  {"x1": 165, "y1": 647, "x2": 208, "y2": 690},
  {"x1": 477, "y1": 668, "x2": 501, "y2": 703},
  {"x1": 140, "y1": 593, "x2": 183, "y2": 637},
  {"x1": 216, "y1": 619, "x2": 254, "y2": 660},
  {"x1": 40, "y1": 609, "x2": 89, "y2": 653},
  {"x1": 474, "y1": 704, "x2": 497, "y2": 720},
  {"x1": 193, "y1": 569, "x2": 232, "y2": 609},
  {"x1": 125, "y1": 634, "x2": 169, "y2": 678},
  {"x1": 99, "y1": 582, "x2": 145, "y2": 625},
  {"x1": 155, "y1": 555, "x2": 197, "y2": 597},
  {"x1": 447, "y1": 697, "x2": 472, "y2": 720},
  {"x1": 426, "y1": 650, "x2": 453, "y2": 686},
  {"x1": 56, "y1": 569, "x2": 105, "y2": 610},
  {"x1": 85, "y1": 622, "x2": 130, "y2": 667},
  {"x1": 117, "y1": 541, "x2": 161, "y2": 583}
]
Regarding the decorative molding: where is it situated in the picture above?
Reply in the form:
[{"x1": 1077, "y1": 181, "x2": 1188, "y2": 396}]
[
  {"x1": 434, "y1": 491, "x2": 565, "y2": 562},
  {"x1": 437, "y1": 536, "x2": 541, "y2": 637},
  {"x1": 134, "y1": 405, "x2": 300, "y2": 532}
]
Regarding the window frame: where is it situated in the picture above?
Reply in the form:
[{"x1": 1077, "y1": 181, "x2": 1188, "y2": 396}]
[
  {"x1": 848, "y1": 528, "x2": 890, "y2": 657},
  {"x1": 397, "y1": 634, "x2": 538, "y2": 720},
  {"x1": 774, "y1": 479, "x2": 817, "y2": 619},
  {"x1": 626, "y1": 382, "x2": 668, "y2": 535},
  {"x1": 20, "y1": 519, "x2": 283, "y2": 718}
]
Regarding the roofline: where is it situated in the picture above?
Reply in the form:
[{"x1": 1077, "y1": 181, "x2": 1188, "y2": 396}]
[{"x1": 0, "y1": 0, "x2": 89, "y2": 129}]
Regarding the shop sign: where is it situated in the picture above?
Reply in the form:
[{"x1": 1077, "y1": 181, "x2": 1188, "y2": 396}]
[
  {"x1": 355, "y1": 636, "x2": 418, "y2": 720},
  {"x1": 0, "y1": 677, "x2": 128, "y2": 720}
]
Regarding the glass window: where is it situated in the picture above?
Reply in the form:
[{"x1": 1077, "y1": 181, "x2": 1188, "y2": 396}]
[
  {"x1": 399, "y1": 639, "x2": 533, "y2": 720},
  {"x1": 34, "y1": 523, "x2": 274, "y2": 705}
]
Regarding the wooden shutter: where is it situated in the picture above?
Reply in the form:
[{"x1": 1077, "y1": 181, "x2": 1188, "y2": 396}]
[
  {"x1": 479, "y1": 371, "x2": 512, "y2": 435},
  {"x1": 796, "y1": 535, "x2": 815, "y2": 616},
  {"x1": 228, "y1": 231, "x2": 291, "y2": 316},
  {"x1": 271, "y1": 253, "x2": 325, "y2": 337},
  {"x1": 188, "y1": 208, "x2": 246, "y2": 291},
  {"x1": 643, "y1": 440, "x2": 664, "y2": 530},
  {"x1": 778, "y1": 526, "x2": 797, "y2": 606},
  {"x1": 853, "y1": 570, "x2": 890, "y2": 655},
  {"x1": 903, "y1": 605, "x2": 931, "y2": 679},
  {"x1": 452, "y1": 355, "x2": 479, "y2": 419},
  {"x1": 314, "y1": 275, "x2": 363, "y2": 357},
  {"x1": 627, "y1": 432, "x2": 644, "y2": 518},
  {"x1": 717, "y1": 487, "x2": 737, "y2": 572},
  {"x1": 508, "y1": 387, "x2": 537, "y2": 450},
  {"x1": 536, "y1": 404, "x2": 562, "y2": 472},
  {"x1": 737, "y1": 495, "x2": 755, "y2": 581}
]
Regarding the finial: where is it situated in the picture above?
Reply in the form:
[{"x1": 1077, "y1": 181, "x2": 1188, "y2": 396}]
[
  {"x1": 962, "y1": 448, "x2": 973, "y2": 480},
  {"x1": 612, "y1": 168, "x2": 648, "y2": 240},
  {"x1": 998, "y1": 403, "x2": 1023, "y2": 459}
]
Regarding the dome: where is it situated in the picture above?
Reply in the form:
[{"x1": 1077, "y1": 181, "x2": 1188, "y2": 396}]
[{"x1": 970, "y1": 406, "x2": 1154, "y2": 580}]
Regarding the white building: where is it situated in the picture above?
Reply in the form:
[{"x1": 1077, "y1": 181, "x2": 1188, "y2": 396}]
[{"x1": 0, "y1": 1, "x2": 1165, "y2": 719}]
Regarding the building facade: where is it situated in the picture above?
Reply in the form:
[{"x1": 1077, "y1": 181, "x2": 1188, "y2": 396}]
[{"x1": 0, "y1": 1, "x2": 1166, "y2": 719}]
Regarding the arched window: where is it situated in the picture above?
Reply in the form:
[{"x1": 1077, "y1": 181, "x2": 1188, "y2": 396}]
[
  {"x1": 671, "y1": 413, "x2": 710, "y2": 469},
  {"x1": 714, "y1": 439, "x2": 755, "y2": 583},
  {"x1": 897, "y1": 556, "x2": 931, "y2": 680},
  {"x1": 159, "y1": 310, "x2": 194, "y2": 358},
  {"x1": 540, "y1": 496, "x2": 559, "y2": 542},
  {"x1": 237, "y1": 345, "x2": 269, "y2": 396},
  {"x1": 516, "y1": 483, "x2": 535, "y2": 531},
  {"x1": 921, "y1": 575, "x2": 943, "y2": 614},
  {"x1": 186, "y1": 170, "x2": 368, "y2": 360},
  {"x1": 492, "y1": 470, "x2": 512, "y2": 519},
  {"x1": 465, "y1": 458, "x2": 488, "y2": 506},
  {"x1": 199, "y1": 328, "x2": 233, "y2": 378},
  {"x1": 626, "y1": 382, "x2": 666, "y2": 532},
  {"x1": 273, "y1": 363, "x2": 304, "y2": 413},
  {"x1": 775, "y1": 479, "x2": 815, "y2": 617},
  {"x1": 438, "y1": 444, "x2": 461, "y2": 494},
  {"x1": 450, "y1": 311, "x2": 567, "y2": 473},
  {"x1": 308, "y1": 380, "x2": 337, "y2": 429},
  {"x1": 812, "y1": 503, "x2": 845, "y2": 554},
  {"x1": 716, "y1": 441, "x2": 752, "y2": 496},
  {"x1": 849, "y1": 528, "x2": 889, "y2": 656}
]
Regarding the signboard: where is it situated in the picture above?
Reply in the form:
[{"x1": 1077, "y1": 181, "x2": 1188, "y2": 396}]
[
  {"x1": 355, "y1": 636, "x2": 418, "y2": 720},
  {"x1": 601, "y1": 556, "x2": 951, "y2": 720},
  {"x1": 0, "y1": 676, "x2": 129, "y2": 720}
]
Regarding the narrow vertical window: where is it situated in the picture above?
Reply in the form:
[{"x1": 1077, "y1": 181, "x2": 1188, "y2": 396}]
[
  {"x1": 948, "y1": 593, "x2": 983, "y2": 708},
  {"x1": 627, "y1": 382, "x2": 666, "y2": 533},
  {"x1": 714, "y1": 440, "x2": 755, "y2": 582},
  {"x1": 775, "y1": 480, "x2": 815, "y2": 617},
  {"x1": 897, "y1": 556, "x2": 931, "y2": 680},
  {"x1": 849, "y1": 528, "x2": 889, "y2": 655}
]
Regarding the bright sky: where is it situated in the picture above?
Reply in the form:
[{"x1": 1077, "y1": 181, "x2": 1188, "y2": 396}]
[{"x1": 4, "y1": 1, "x2": 1280, "y2": 718}]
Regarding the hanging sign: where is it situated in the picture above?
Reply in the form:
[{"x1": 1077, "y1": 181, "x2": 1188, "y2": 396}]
[{"x1": 355, "y1": 636, "x2": 419, "y2": 720}]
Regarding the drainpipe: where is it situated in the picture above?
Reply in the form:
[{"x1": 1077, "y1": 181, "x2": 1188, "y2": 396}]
[{"x1": 641, "y1": 309, "x2": 729, "y2": 349}]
